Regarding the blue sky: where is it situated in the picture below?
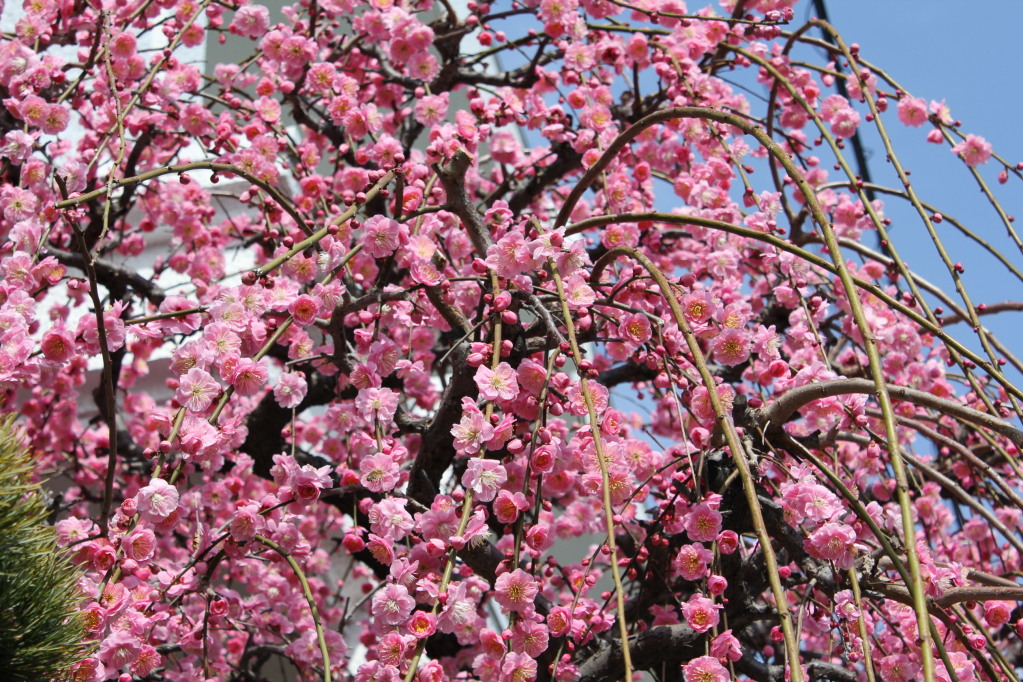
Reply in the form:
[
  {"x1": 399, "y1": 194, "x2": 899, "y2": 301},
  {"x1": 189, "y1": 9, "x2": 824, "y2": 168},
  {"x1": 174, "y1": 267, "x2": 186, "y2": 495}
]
[{"x1": 805, "y1": 0, "x2": 1023, "y2": 373}]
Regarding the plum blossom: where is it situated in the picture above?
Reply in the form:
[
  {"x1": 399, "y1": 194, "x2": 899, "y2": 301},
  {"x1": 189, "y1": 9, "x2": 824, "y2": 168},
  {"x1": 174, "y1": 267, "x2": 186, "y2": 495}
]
[
  {"x1": 712, "y1": 327, "x2": 751, "y2": 366},
  {"x1": 135, "y1": 479, "x2": 179, "y2": 520},
  {"x1": 451, "y1": 398, "x2": 494, "y2": 454},
  {"x1": 362, "y1": 215, "x2": 402, "y2": 258},
  {"x1": 474, "y1": 362, "x2": 519, "y2": 402},
  {"x1": 682, "y1": 656, "x2": 730, "y2": 682},
  {"x1": 360, "y1": 452, "x2": 401, "y2": 493},
  {"x1": 176, "y1": 367, "x2": 221, "y2": 412},
  {"x1": 674, "y1": 543, "x2": 714, "y2": 581},
  {"x1": 274, "y1": 371, "x2": 308, "y2": 409},
  {"x1": 951, "y1": 134, "x2": 993, "y2": 167},
  {"x1": 897, "y1": 96, "x2": 929, "y2": 127},
  {"x1": 230, "y1": 358, "x2": 268, "y2": 395},
  {"x1": 40, "y1": 325, "x2": 76, "y2": 363},
  {"x1": 372, "y1": 583, "x2": 415, "y2": 626},
  {"x1": 805, "y1": 522, "x2": 859, "y2": 569},
  {"x1": 493, "y1": 569, "x2": 538, "y2": 613},
  {"x1": 356, "y1": 387, "x2": 400, "y2": 423},
  {"x1": 462, "y1": 458, "x2": 507, "y2": 502},
  {"x1": 681, "y1": 594, "x2": 721, "y2": 633}
]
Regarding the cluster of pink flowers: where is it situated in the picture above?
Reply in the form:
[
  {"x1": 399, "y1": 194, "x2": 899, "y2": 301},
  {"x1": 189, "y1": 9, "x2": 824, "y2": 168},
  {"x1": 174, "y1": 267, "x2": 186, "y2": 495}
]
[{"x1": 0, "y1": 0, "x2": 1019, "y2": 681}]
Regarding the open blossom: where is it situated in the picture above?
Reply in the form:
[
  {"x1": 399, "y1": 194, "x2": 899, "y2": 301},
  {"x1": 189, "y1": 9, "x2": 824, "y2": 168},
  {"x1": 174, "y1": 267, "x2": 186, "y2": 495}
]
[
  {"x1": 619, "y1": 312, "x2": 652, "y2": 345},
  {"x1": 516, "y1": 358, "x2": 547, "y2": 395},
  {"x1": 493, "y1": 569, "x2": 538, "y2": 613},
  {"x1": 984, "y1": 600, "x2": 1014, "y2": 627},
  {"x1": 710, "y1": 630, "x2": 742, "y2": 662},
  {"x1": 229, "y1": 503, "x2": 263, "y2": 542},
  {"x1": 100, "y1": 630, "x2": 142, "y2": 669},
  {"x1": 362, "y1": 215, "x2": 402, "y2": 258},
  {"x1": 451, "y1": 400, "x2": 494, "y2": 454},
  {"x1": 231, "y1": 4, "x2": 270, "y2": 37},
  {"x1": 674, "y1": 543, "x2": 714, "y2": 581},
  {"x1": 711, "y1": 327, "x2": 751, "y2": 367},
  {"x1": 500, "y1": 651, "x2": 537, "y2": 682},
  {"x1": 40, "y1": 325, "x2": 76, "y2": 363},
  {"x1": 682, "y1": 656, "x2": 730, "y2": 682},
  {"x1": 493, "y1": 490, "x2": 529, "y2": 524},
  {"x1": 474, "y1": 362, "x2": 519, "y2": 402},
  {"x1": 136, "y1": 478, "x2": 179, "y2": 520},
  {"x1": 356, "y1": 387, "x2": 400, "y2": 423},
  {"x1": 230, "y1": 358, "x2": 268, "y2": 395},
  {"x1": 562, "y1": 274, "x2": 596, "y2": 308},
  {"x1": 462, "y1": 458, "x2": 507, "y2": 502},
  {"x1": 951, "y1": 134, "x2": 992, "y2": 167},
  {"x1": 805, "y1": 522, "x2": 858, "y2": 569},
  {"x1": 681, "y1": 594, "x2": 721, "y2": 633},
  {"x1": 176, "y1": 367, "x2": 221, "y2": 412},
  {"x1": 684, "y1": 503, "x2": 723, "y2": 543},
  {"x1": 122, "y1": 527, "x2": 156, "y2": 562},
  {"x1": 361, "y1": 452, "x2": 401, "y2": 492},
  {"x1": 372, "y1": 583, "x2": 415, "y2": 626},
  {"x1": 274, "y1": 371, "x2": 308, "y2": 409},
  {"x1": 897, "y1": 96, "x2": 929, "y2": 127}
]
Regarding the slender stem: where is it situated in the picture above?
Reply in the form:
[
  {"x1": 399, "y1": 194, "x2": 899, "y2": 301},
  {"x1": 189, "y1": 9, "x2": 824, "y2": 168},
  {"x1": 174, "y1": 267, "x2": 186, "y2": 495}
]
[{"x1": 255, "y1": 535, "x2": 332, "y2": 682}]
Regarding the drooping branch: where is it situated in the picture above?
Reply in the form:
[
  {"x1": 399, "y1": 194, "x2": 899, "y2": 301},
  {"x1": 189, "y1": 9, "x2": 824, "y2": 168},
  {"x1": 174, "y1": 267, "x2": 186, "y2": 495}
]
[{"x1": 762, "y1": 378, "x2": 1023, "y2": 448}]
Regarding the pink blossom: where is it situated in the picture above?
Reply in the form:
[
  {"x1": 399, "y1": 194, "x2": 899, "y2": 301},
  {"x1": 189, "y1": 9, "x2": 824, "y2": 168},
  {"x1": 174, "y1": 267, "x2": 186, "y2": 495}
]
[
  {"x1": 230, "y1": 503, "x2": 263, "y2": 542},
  {"x1": 985, "y1": 600, "x2": 1014, "y2": 627},
  {"x1": 362, "y1": 215, "x2": 402, "y2": 258},
  {"x1": 407, "y1": 610, "x2": 437, "y2": 638},
  {"x1": 951, "y1": 134, "x2": 993, "y2": 167},
  {"x1": 546, "y1": 606, "x2": 572, "y2": 637},
  {"x1": 563, "y1": 274, "x2": 596, "y2": 308},
  {"x1": 619, "y1": 312, "x2": 652, "y2": 345},
  {"x1": 289, "y1": 294, "x2": 321, "y2": 326},
  {"x1": 178, "y1": 415, "x2": 220, "y2": 459},
  {"x1": 474, "y1": 362, "x2": 519, "y2": 402},
  {"x1": 711, "y1": 327, "x2": 751, "y2": 367},
  {"x1": 805, "y1": 522, "x2": 858, "y2": 569},
  {"x1": 511, "y1": 619, "x2": 549, "y2": 657},
  {"x1": 530, "y1": 443, "x2": 559, "y2": 474},
  {"x1": 230, "y1": 358, "x2": 268, "y2": 395},
  {"x1": 517, "y1": 358, "x2": 548, "y2": 395},
  {"x1": 500, "y1": 651, "x2": 538, "y2": 682},
  {"x1": 897, "y1": 96, "x2": 929, "y2": 127},
  {"x1": 451, "y1": 400, "x2": 494, "y2": 454},
  {"x1": 135, "y1": 478, "x2": 179, "y2": 520},
  {"x1": 40, "y1": 325, "x2": 76, "y2": 363},
  {"x1": 356, "y1": 386, "x2": 400, "y2": 423},
  {"x1": 372, "y1": 583, "x2": 415, "y2": 625},
  {"x1": 681, "y1": 594, "x2": 721, "y2": 633},
  {"x1": 674, "y1": 543, "x2": 714, "y2": 581},
  {"x1": 100, "y1": 630, "x2": 142, "y2": 669},
  {"x1": 682, "y1": 655, "x2": 730, "y2": 682},
  {"x1": 274, "y1": 371, "x2": 308, "y2": 409},
  {"x1": 878, "y1": 653, "x2": 919, "y2": 682},
  {"x1": 710, "y1": 630, "x2": 742, "y2": 662},
  {"x1": 493, "y1": 568, "x2": 538, "y2": 613},
  {"x1": 684, "y1": 503, "x2": 723, "y2": 543},
  {"x1": 176, "y1": 367, "x2": 221, "y2": 412},
  {"x1": 494, "y1": 489, "x2": 529, "y2": 523},
  {"x1": 291, "y1": 462, "x2": 333, "y2": 502},
  {"x1": 122, "y1": 526, "x2": 156, "y2": 562},
  {"x1": 368, "y1": 497, "x2": 414, "y2": 539},
  {"x1": 462, "y1": 458, "x2": 507, "y2": 502},
  {"x1": 682, "y1": 292, "x2": 716, "y2": 324},
  {"x1": 231, "y1": 4, "x2": 270, "y2": 38},
  {"x1": 360, "y1": 452, "x2": 401, "y2": 493}
]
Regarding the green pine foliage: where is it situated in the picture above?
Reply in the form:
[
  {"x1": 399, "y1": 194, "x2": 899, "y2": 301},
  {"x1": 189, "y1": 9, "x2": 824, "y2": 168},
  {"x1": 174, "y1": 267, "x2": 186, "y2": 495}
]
[{"x1": 0, "y1": 415, "x2": 88, "y2": 681}]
